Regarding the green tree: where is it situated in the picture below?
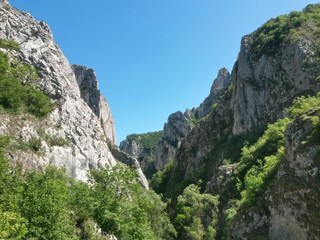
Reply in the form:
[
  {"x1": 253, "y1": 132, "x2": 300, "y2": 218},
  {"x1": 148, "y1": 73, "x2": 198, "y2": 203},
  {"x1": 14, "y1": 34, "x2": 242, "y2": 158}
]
[
  {"x1": 90, "y1": 164, "x2": 176, "y2": 239},
  {"x1": 175, "y1": 184, "x2": 219, "y2": 240},
  {"x1": 20, "y1": 166, "x2": 77, "y2": 240},
  {"x1": 0, "y1": 137, "x2": 27, "y2": 239}
]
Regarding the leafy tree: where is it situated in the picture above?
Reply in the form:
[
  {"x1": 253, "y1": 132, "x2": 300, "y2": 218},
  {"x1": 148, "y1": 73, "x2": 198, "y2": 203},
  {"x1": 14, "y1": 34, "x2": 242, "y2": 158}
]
[
  {"x1": 175, "y1": 184, "x2": 219, "y2": 240},
  {"x1": 90, "y1": 164, "x2": 176, "y2": 239},
  {"x1": 0, "y1": 137, "x2": 27, "y2": 239},
  {"x1": 20, "y1": 166, "x2": 77, "y2": 240}
]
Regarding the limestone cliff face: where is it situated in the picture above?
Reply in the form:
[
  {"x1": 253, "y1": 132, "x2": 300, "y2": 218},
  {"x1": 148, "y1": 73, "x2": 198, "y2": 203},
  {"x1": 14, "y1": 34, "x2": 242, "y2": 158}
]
[
  {"x1": 155, "y1": 111, "x2": 193, "y2": 170},
  {"x1": 231, "y1": 35, "x2": 320, "y2": 135},
  {"x1": 0, "y1": 3, "x2": 116, "y2": 181},
  {"x1": 230, "y1": 111, "x2": 320, "y2": 239},
  {"x1": 153, "y1": 68, "x2": 232, "y2": 171},
  {"x1": 197, "y1": 67, "x2": 231, "y2": 118},
  {"x1": 72, "y1": 65, "x2": 116, "y2": 145},
  {"x1": 172, "y1": 28, "x2": 320, "y2": 188}
]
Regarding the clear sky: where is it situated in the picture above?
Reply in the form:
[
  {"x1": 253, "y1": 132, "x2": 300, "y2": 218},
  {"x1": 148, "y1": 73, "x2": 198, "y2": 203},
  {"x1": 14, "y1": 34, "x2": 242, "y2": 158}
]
[{"x1": 10, "y1": 0, "x2": 319, "y2": 144}]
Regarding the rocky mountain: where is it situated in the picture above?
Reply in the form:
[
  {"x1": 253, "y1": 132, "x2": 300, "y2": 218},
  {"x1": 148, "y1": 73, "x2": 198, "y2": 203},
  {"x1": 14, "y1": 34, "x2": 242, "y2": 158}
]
[
  {"x1": 2, "y1": 0, "x2": 320, "y2": 239},
  {"x1": 72, "y1": 64, "x2": 116, "y2": 145},
  {"x1": 0, "y1": 0, "x2": 116, "y2": 181},
  {"x1": 120, "y1": 131, "x2": 162, "y2": 178},
  {"x1": 120, "y1": 67, "x2": 232, "y2": 174},
  {"x1": 123, "y1": 4, "x2": 320, "y2": 239}
]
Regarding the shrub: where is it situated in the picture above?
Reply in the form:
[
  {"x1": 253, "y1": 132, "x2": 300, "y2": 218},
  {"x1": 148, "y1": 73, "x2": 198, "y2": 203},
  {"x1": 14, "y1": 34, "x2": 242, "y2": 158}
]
[
  {"x1": 251, "y1": 4, "x2": 320, "y2": 59},
  {"x1": 0, "y1": 39, "x2": 53, "y2": 117},
  {"x1": 127, "y1": 131, "x2": 163, "y2": 153},
  {"x1": 175, "y1": 184, "x2": 219, "y2": 240}
]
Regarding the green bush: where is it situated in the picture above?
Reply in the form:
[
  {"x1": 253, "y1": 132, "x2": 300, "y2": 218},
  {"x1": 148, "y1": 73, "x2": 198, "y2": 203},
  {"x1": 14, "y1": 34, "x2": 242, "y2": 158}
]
[
  {"x1": 251, "y1": 4, "x2": 320, "y2": 59},
  {"x1": 90, "y1": 164, "x2": 176, "y2": 239},
  {"x1": 0, "y1": 39, "x2": 53, "y2": 117},
  {"x1": 21, "y1": 167, "x2": 77, "y2": 240},
  {"x1": 127, "y1": 131, "x2": 163, "y2": 153},
  {"x1": 241, "y1": 147, "x2": 284, "y2": 206},
  {"x1": 175, "y1": 184, "x2": 219, "y2": 240},
  {"x1": 24, "y1": 86, "x2": 54, "y2": 117}
]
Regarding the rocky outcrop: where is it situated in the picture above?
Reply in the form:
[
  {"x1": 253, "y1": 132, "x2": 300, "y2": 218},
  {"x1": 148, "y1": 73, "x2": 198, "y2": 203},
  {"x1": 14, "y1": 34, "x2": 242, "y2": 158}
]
[
  {"x1": 120, "y1": 138, "x2": 146, "y2": 160},
  {"x1": 72, "y1": 65, "x2": 116, "y2": 144},
  {"x1": 230, "y1": 111, "x2": 320, "y2": 239},
  {"x1": 0, "y1": 3, "x2": 116, "y2": 181},
  {"x1": 197, "y1": 67, "x2": 231, "y2": 118},
  {"x1": 119, "y1": 131, "x2": 162, "y2": 179},
  {"x1": 155, "y1": 111, "x2": 193, "y2": 170},
  {"x1": 231, "y1": 35, "x2": 320, "y2": 135},
  {"x1": 109, "y1": 145, "x2": 149, "y2": 189},
  {"x1": 169, "y1": 25, "x2": 320, "y2": 188}
]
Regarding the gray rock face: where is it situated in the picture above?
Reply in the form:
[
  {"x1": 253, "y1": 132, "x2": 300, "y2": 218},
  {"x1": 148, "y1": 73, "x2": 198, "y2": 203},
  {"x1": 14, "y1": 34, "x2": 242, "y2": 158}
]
[
  {"x1": 72, "y1": 65, "x2": 116, "y2": 144},
  {"x1": 231, "y1": 35, "x2": 320, "y2": 135},
  {"x1": 155, "y1": 111, "x2": 192, "y2": 170},
  {"x1": 0, "y1": 4, "x2": 116, "y2": 181},
  {"x1": 173, "y1": 31, "x2": 320, "y2": 185},
  {"x1": 120, "y1": 139, "x2": 142, "y2": 159},
  {"x1": 109, "y1": 145, "x2": 149, "y2": 189},
  {"x1": 230, "y1": 113, "x2": 320, "y2": 239},
  {"x1": 197, "y1": 67, "x2": 231, "y2": 118}
]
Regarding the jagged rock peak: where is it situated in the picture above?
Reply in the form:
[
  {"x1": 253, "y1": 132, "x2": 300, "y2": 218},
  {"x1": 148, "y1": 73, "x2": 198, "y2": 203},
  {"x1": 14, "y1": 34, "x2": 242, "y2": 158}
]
[
  {"x1": 164, "y1": 111, "x2": 192, "y2": 146},
  {"x1": 72, "y1": 65, "x2": 116, "y2": 144},
  {"x1": 72, "y1": 65, "x2": 99, "y2": 115},
  {"x1": 210, "y1": 67, "x2": 231, "y2": 94},
  {"x1": 196, "y1": 67, "x2": 231, "y2": 118},
  {"x1": 154, "y1": 111, "x2": 192, "y2": 170}
]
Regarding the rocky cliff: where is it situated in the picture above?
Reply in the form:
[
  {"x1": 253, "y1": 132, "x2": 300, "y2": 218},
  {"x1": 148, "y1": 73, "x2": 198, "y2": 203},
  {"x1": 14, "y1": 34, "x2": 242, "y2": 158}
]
[
  {"x1": 230, "y1": 108, "x2": 320, "y2": 239},
  {"x1": 72, "y1": 64, "x2": 116, "y2": 145},
  {"x1": 153, "y1": 68, "x2": 232, "y2": 171},
  {"x1": 120, "y1": 68, "x2": 232, "y2": 174},
  {"x1": 170, "y1": 5, "x2": 320, "y2": 188},
  {"x1": 0, "y1": 1, "x2": 116, "y2": 181},
  {"x1": 120, "y1": 131, "x2": 162, "y2": 178},
  {"x1": 146, "y1": 4, "x2": 320, "y2": 239}
]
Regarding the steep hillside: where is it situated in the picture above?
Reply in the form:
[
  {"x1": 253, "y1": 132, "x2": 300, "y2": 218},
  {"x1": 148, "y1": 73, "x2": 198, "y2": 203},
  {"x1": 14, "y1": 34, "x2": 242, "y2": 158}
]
[
  {"x1": 145, "y1": 4, "x2": 320, "y2": 239},
  {"x1": 0, "y1": 1, "x2": 116, "y2": 181},
  {"x1": 120, "y1": 131, "x2": 162, "y2": 178},
  {"x1": 121, "y1": 67, "x2": 232, "y2": 176},
  {"x1": 0, "y1": 1, "x2": 173, "y2": 239}
]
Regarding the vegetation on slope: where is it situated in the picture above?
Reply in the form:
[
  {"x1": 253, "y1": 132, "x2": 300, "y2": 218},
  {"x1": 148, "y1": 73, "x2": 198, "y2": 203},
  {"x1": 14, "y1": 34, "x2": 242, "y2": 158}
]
[
  {"x1": 222, "y1": 93, "x2": 320, "y2": 238},
  {"x1": 252, "y1": 3, "x2": 320, "y2": 59},
  {"x1": 0, "y1": 145, "x2": 176, "y2": 239},
  {"x1": 126, "y1": 131, "x2": 163, "y2": 178},
  {"x1": 127, "y1": 131, "x2": 163, "y2": 154},
  {"x1": 0, "y1": 39, "x2": 53, "y2": 117}
]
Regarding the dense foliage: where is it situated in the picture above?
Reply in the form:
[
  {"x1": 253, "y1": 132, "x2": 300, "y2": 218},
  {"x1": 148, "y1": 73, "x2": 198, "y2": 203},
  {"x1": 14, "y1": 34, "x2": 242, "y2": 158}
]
[
  {"x1": 127, "y1": 131, "x2": 163, "y2": 154},
  {"x1": 251, "y1": 3, "x2": 320, "y2": 59},
  {"x1": 219, "y1": 93, "x2": 320, "y2": 238},
  {"x1": 175, "y1": 184, "x2": 219, "y2": 240},
  {"x1": 0, "y1": 145, "x2": 176, "y2": 240},
  {"x1": 0, "y1": 39, "x2": 53, "y2": 117}
]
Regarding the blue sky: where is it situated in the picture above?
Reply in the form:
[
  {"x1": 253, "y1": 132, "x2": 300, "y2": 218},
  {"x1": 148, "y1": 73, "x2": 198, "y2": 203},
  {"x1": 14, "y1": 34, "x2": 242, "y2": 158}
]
[{"x1": 10, "y1": 0, "x2": 319, "y2": 144}]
